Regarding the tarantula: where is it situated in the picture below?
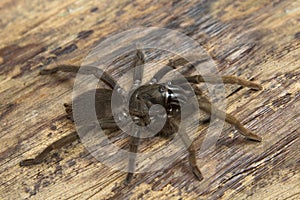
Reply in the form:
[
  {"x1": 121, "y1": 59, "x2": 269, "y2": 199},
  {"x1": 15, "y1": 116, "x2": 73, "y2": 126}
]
[{"x1": 20, "y1": 49, "x2": 262, "y2": 184}]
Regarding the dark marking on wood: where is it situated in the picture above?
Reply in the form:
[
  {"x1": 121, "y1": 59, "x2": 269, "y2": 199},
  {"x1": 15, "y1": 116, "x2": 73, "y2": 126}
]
[
  {"x1": 77, "y1": 30, "x2": 94, "y2": 39},
  {"x1": 50, "y1": 125, "x2": 57, "y2": 131},
  {"x1": 50, "y1": 44, "x2": 78, "y2": 56},
  {"x1": 95, "y1": 19, "x2": 105, "y2": 25},
  {"x1": 55, "y1": 164, "x2": 63, "y2": 175},
  {"x1": 90, "y1": 7, "x2": 98, "y2": 13},
  {"x1": 67, "y1": 160, "x2": 76, "y2": 167},
  {"x1": 272, "y1": 93, "x2": 292, "y2": 108},
  {"x1": 226, "y1": 86, "x2": 243, "y2": 98},
  {"x1": 43, "y1": 55, "x2": 58, "y2": 66}
]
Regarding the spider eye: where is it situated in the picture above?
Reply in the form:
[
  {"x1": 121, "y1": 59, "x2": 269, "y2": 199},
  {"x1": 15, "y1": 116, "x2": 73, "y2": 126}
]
[{"x1": 159, "y1": 85, "x2": 166, "y2": 93}]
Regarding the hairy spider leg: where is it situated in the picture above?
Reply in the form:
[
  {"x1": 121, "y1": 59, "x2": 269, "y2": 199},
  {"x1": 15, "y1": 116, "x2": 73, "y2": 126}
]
[
  {"x1": 150, "y1": 59, "x2": 176, "y2": 83},
  {"x1": 19, "y1": 119, "x2": 119, "y2": 166},
  {"x1": 125, "y1": 49, "x2": 146, "y2": 184},
  {"x1": 125, "y1": 127, "x2": 141, "y2": 184},
  {"x1": 169, "y1": 118, "x2": 203, "y2": 181},
  {"x1": 40, "y1": 65, "x2": 121, "y2": 90},
  {"x1": 193, "y1": 86, "x2": 262, "y2": 142},
  {"x1": 128, "y1": 51, "x2": 202, "y2": 182},
  {"x1": 20, "y1": 64, "x2": 124, "y2": 166},
  {"x1": 131, "y1": 49, "x2": 145, "y2": 88},
  {"x1": 172, "y1": 75, "x2": 263, "y2": 91},
  {"x1": 150, "y1": 57, "x2": 189, "y2": 83},
  {"x1": 20, "y1": 131, "x2": 79, "y2": 166}
]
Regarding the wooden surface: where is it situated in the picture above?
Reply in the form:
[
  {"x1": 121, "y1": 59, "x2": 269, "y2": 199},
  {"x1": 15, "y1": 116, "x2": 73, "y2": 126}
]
[{"x1": 0, "y1": 0, "x2": 299, "y2": 199}]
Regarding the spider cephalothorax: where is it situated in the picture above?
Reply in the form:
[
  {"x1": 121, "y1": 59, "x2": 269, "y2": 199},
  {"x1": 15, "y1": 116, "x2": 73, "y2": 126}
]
[
  {"x1": 20, "y1": 49, "x2": 262, "y2": 184},
  {"x1": 128, "y1": 83, "x2": 186, "y2": 123}
]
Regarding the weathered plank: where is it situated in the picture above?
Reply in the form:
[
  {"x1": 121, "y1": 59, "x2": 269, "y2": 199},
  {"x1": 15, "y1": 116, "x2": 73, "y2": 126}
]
[{"x1": 0, "y1": 0, "x2": 299, "y2": 199}]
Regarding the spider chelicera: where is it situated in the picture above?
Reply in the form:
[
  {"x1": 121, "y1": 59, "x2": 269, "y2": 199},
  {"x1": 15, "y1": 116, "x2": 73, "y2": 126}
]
[{"x1": 20, "y1": 49, "x2": 262, "y2": 184}]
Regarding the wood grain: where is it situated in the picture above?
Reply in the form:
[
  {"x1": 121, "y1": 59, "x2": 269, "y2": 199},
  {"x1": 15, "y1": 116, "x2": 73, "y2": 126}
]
[{"x1": 0, "y1": 0, "x2": 299, "y2": 199}]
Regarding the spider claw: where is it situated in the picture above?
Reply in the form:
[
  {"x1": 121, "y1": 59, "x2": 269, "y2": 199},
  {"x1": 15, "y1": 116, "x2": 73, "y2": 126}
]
[
  {"x1": 238, "y1": 126, "x2": 263, "y2": 142},
  {"x1": 19, "y1": 159, "x2": 40, "y2": 166},
  {"x1": 125, "y1": 173, "x2": 133, "y2": 185},
  {"x1": 246, "y1": 134, "x2": 262, "y2": 142},
  {"x1": 250, "y1": 83, "x2": 263, "y2": 91},
  {"x1": 191, "y1": 166, "x2": 204, "y2": 181}
]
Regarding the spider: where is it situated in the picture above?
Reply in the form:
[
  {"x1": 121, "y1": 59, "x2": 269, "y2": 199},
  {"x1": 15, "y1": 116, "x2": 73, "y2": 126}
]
[{"x1": 20, "y1": 49, "x2": 262, "y2": 184}]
